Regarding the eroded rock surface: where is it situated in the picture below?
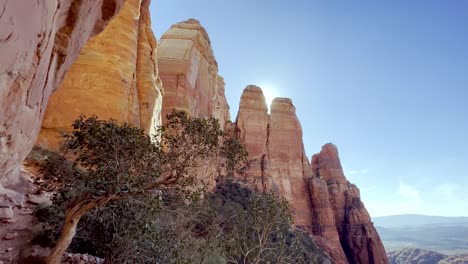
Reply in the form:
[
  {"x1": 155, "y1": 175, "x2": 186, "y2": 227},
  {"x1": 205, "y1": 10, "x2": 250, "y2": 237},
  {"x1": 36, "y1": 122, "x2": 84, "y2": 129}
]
[
  {"x1": 308, "y1": 177, "x2": 348, "y2": 264},
  {"x1": 37, "y1": 0, "x2": 163, "y2": 151},
  {"x1": 311, "y1": 144, "x2": 388, "y2": 264},
  {"x1": 234, "y1": 85, "x2": 388, "y2": 263},
  {"x1": 234, "y1": 88, "x2": 313, "y2": 227},
  {"x1": 158, "y1": 19, "x2": 230, "y2": 127},
  {"x1": 157, "y1": 20, "x2": 230, "y2": 188},
  {"x1": 0, "y1": 0, "x2": 125, "y2": 191},
  {"x1": 266, "y1": 98, "x2": 313, "y2": 228},
  {"x1": 234, "y1": 86, "x2": 269, "y2": 187}
]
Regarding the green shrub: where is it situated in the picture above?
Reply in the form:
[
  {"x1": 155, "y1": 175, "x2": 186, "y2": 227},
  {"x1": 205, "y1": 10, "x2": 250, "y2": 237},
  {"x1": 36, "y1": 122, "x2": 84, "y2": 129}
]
[
  {"x1": 35, "y1": 111, "x2": 246, "y2": 263},
  {"x1": 34, "y1": 111, "x2": 328, "y2": 263}
]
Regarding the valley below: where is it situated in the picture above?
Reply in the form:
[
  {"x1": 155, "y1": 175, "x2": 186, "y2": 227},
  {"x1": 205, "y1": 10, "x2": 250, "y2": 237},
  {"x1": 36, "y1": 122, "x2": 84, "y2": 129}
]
[{"x1": 374, "y1": 215, "x2": 468, "y2": 264}]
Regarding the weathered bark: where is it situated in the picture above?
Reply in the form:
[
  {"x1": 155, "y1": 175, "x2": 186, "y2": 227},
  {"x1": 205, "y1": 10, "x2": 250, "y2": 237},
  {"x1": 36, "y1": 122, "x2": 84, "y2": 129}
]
[
  {"x1": 45, "y1": 198, "x2": 107, "y2": 264},
  {"x1": 46, "y1": 213, "x2": 80, "y2": 264},
  {"x1": 44, "y1": 179, "x2": 167, "y2": 263}
]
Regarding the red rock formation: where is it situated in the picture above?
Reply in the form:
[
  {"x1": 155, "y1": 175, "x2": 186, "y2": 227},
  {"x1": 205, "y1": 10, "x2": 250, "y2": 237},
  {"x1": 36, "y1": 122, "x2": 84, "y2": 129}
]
[
  {"x1": 36, "y1": 0, "x2": 163, "y2": 151},
  {"x1": 266, "y1": 98, "x2": 313, "y2": 228},
  {"x1": 157, "y1": 20, "x2": 230, "y2": 187},
  {"x1": 157, "y1": 19, "x2": 230, "y2": 127},
  {"x1": 0, "y1": 0, "x2": 124, "y2": 195},
  {"x1": 311, "y1": 144, "x2": 388, "y2": 264},
  {"x1": 234, "y1": 87, "x2": 313, "y2": 226},
  {"x1": 308, "y1": 177, "x2": 348, "y2": 264},
  {"x1": 234, "y1": 85, "x2": 387, "y2": 263},
  {"x1": 234, "y1": 86, "x2": 269, "y2": 187}
]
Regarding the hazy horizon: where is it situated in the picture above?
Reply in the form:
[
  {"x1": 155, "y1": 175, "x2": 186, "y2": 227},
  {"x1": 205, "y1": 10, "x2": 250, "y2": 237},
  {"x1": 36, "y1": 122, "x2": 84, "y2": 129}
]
[{"x1": 151, "y1": 0, "x2": 468, "y2": 217}]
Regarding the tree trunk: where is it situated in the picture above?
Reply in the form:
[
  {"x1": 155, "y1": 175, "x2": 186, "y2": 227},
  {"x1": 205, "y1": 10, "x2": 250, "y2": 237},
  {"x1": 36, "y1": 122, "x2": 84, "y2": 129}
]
[
  {"x1": 45, "y1": 198, "x2": 106, "y2": 264},
  {"x1": 45, "y1": 211, "x2": 80, "y2": 264}
]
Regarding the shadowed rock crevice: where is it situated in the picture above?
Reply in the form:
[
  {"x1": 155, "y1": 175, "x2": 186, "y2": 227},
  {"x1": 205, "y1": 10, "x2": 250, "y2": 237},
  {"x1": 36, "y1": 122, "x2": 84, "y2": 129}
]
[{"x1": 311, "y1": 144, "x2": 388, "y2": 264}]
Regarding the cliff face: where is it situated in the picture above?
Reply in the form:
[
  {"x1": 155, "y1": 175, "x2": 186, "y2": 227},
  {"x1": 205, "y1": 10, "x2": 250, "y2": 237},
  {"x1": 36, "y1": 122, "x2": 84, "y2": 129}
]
[
  {"x1": 37, "y1": 0, "x2": 163, "y2": 151},
  {"x1": 267, "y1": 98, "x2": 314, "y2": 228},
  {"x1": 234, "y1": 87, "x2": 313, "y2": 227},
  {"x1": 234, "y1": 86, "x2": 269, "y2": 187},
  {"x1": 157, "y1": 19, "x2": 230, "y2": 187},
  {"x1": 234, "y1": 86, "x2": 388, "y2": 264},
  {"x1": 0, "y1": 0, "x2": 125, "y2": 192},
  {"x1": 157, "y1": 19, "x2": 230, "y2": 128},
  {"x1": 311, "y1": 144, "x2": 388, "y2": 264},
  {"x1": 308, "y1": 177, "x2": 348, "y2": 263},
  {"x1": 2, "y1": 9, "x2": 387, "y2": 263}
]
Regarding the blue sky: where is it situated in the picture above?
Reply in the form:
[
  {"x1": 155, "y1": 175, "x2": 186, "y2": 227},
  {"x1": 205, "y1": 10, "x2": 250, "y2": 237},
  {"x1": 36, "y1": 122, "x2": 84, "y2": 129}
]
[{"x1": 150, "y1": 0, "x2": 468, "y2": 217}]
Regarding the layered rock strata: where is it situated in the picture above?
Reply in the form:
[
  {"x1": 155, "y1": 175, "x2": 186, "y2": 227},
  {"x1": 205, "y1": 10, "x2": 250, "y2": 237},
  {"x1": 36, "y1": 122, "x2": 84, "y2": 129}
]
[
  {"x1": 234, "y1": 87, "x2": 313, "y2": 227},
  {"x1": 157, "y1": 19, "x2": 230, "y2": 128},
  {"x1": 308, "y1": 177, "x2": 348, "y2": 263},
  {"x1": 1, "y1": 8, "x2": 388, "y2": 263},
  {"x1": 234, "y1": 86, "x2": 387, "y2": 263},
  {"x1": 234, "y1": 86, "x2": 269, "y2": 187},
  {"x1": 267, "y1": 98, "x2": 314, "y2": 227},
  {"x1": 157, "y1": 20, "x2": 230, "y2": 188},
  {"x1": 0, "y1": 0, "x2": 125, "y2": 192},
  {"x1": 37, "y1": 0, "x2": 163, "y2": 151},
  {"x1": 311, "y1": 144, "x2": 388, "y2": 264}
]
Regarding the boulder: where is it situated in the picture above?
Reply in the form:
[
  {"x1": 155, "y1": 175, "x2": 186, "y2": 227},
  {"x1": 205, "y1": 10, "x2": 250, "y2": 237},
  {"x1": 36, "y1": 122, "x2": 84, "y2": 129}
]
[{"x1": 0, "y1": 206, "x2": 13, "y2": 220}]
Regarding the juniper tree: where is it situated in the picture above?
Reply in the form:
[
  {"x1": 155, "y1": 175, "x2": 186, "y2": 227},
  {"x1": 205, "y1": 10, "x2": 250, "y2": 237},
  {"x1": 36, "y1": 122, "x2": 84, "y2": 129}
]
[{"x1": 39, "y1": 111, "x2": 246, "y2": 264}]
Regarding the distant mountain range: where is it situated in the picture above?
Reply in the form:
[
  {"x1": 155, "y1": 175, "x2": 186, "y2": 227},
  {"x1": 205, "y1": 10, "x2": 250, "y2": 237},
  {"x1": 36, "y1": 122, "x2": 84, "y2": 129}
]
[
  {"x1": 388, "y1": 248, "x2": 468, "y2": 264},
  {"x1": 373, "y1": 214, "x2": 468, "y2": 255},
  {"x1": 374, "y1": 214, "x2": 468, "y2": 228}
]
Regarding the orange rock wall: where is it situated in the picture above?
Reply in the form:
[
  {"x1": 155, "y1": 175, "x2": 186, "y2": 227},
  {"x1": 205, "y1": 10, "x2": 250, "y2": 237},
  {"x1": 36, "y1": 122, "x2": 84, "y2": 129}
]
[
  {"x1": 157, "y1": 19, "x2": 230, "y2": 128},
  {"x1": 0, "y1": 0, "x2": 124, "y2": 190},
  {"x1": 37, "y1": 0, "x2": 163, "y2": 151}
]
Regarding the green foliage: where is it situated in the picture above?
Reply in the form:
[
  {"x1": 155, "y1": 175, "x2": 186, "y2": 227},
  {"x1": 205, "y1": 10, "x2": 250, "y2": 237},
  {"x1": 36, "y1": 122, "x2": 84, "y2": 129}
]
[
  {"x1": 210, "y1": 181, "x2": 330, "y2": 264},
  {"x1": 62, "y1": 115, "x2": 162, "y2": 195},
  {"x1": 34, "y1": 111, "x2": 328, "y2": 263}
]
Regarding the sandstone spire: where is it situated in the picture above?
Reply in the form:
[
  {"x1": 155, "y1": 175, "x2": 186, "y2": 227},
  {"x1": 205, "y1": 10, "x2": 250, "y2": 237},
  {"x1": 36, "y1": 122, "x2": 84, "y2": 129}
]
[
  {"x1": 157, "y1": 19, "x2": 230, "y2": 127},
  {"x1": 234, "y1": 85, "x2": 269, "y2": 187},
  {"x1": 310, "y1": 144, "x2": 389, "y2": 264},
  {"x1": 37, "y1": 0, "x2": 163, "y2": 151},
  {"x1": 234, "y1": 86, "x2": 388, "y2": 263},
  {"x1": 266, "y1": 97, "x2": 313, "y2": 228},
  {"x1": 235, "y1": 87, "x2": 314, "y2": 227}
]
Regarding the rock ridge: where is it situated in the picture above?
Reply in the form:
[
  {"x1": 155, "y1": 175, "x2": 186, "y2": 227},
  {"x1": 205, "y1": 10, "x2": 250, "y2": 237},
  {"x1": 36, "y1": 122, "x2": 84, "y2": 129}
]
[
  {"x1": 0, "y1": 0, "x2": 125, "y2": 195},
  {"x1": 234, "y1": 86, "x2": 388, "y2": 264}
]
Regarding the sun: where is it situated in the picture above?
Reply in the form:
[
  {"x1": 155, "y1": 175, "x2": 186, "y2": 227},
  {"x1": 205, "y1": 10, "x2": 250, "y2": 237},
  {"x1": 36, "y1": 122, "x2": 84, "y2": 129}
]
[{"x1": 260, "y1": 84, "x2": 279, "y2": 110}]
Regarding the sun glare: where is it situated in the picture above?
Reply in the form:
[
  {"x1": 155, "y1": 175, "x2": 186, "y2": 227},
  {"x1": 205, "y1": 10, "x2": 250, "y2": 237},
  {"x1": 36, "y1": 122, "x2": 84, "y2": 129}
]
[{"x1": 260, "y1": 84, "x2": 279, "y2": 111}]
